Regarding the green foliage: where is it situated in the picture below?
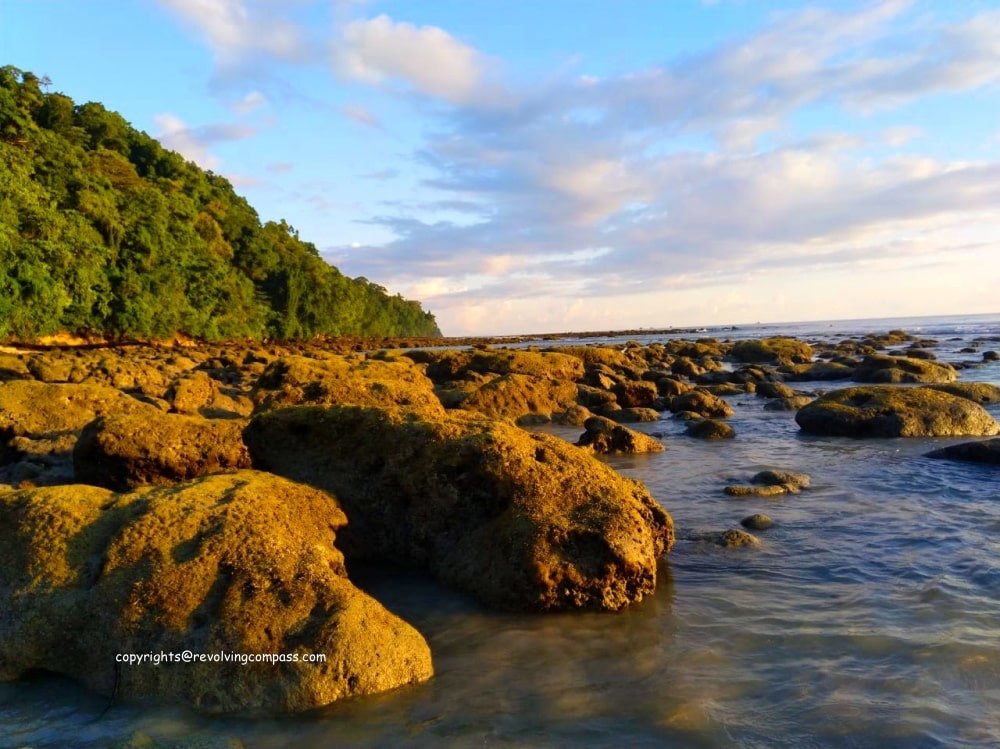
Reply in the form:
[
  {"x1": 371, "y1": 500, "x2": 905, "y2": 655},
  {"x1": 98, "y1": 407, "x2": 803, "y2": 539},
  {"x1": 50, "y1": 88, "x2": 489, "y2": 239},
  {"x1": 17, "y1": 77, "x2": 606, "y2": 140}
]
[{"x1": 0, "y1": 66, "x2": 441, "y2": 340}]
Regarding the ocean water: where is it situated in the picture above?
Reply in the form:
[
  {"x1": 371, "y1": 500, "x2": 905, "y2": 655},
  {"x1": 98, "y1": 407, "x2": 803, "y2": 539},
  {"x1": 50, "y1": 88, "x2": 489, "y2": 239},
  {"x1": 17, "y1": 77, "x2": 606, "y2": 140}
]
[{"x1": 2, "y1": 313, "x2": 999, "y2": 748}]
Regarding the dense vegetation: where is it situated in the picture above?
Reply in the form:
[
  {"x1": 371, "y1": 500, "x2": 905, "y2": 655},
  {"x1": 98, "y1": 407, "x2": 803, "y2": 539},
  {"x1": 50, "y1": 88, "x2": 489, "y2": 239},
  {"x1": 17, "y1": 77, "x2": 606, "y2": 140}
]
[{"x1": 0, "y1": 66, "x2": 441, "y2": 340}]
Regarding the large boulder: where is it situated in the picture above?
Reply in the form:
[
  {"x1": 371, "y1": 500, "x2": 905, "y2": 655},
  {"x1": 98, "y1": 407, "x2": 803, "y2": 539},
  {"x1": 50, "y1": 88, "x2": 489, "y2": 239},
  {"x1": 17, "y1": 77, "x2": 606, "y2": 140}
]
[
  {"x1": 244, "y1": 406, "x2": 674, "y2": 612},
  {"x1": 0, "y1": 471, "x2": 433, "y2": 714},
  {"x1": 576, "y1": 415, "x2": 664, "y2": 455},
  {"x1": 731, "y1": 338, "x2": 813, "y2": 364},
  {"x1": 252, "y1": 355, "x2": 443, "y2": 416},
  {"x1": 74, "y1": 412, "x2": 251, "y2": 491},
  {"x1": 795, "y1": 386, "x2": 1000, "y2": 438},
  {"x1": 0, "y1": 380, "x2": 158, "y2": 441},
  {"x1": 926, "y1": 438, "x2": 1000, "y2": 465},
  {"x1": 456, "y1": 374, "x2": 578, "y2": 424},
  {"x1": 0, "y1": 380, "x2": 159, "y2": 468},
  {"x1": 852, "y1": 355, "x2": 956, "y2": 384}
]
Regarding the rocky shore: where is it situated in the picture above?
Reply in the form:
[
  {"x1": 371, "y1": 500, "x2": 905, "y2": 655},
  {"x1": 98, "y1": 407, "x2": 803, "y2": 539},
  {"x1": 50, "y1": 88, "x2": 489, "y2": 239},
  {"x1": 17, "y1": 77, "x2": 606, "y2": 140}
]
[{"x1": 1, "y1": 329, "x2": 998, "y2": 716}]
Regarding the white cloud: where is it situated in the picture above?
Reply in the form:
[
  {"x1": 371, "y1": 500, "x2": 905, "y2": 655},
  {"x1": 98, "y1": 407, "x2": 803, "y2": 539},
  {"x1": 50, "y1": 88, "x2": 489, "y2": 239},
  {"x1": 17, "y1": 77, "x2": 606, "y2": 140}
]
[
  {"x1": 158, "y1": 0, "x2": 306, "y2": 66},
  {"x1": 334, "y1": 14, "x2": 491, "y2": 104},
  {"x1": 231, "y1": 90, "x2": 268, "y2": 113},
  {"x1": 342, "y1": 103, "x2": 381, "y2": 128},
  {"x1": 152, "y1": 113, "x2": 257, "y2": 170},
  {"x1": 326, "y1": 4, "x2": 1000, "y2": 334}
]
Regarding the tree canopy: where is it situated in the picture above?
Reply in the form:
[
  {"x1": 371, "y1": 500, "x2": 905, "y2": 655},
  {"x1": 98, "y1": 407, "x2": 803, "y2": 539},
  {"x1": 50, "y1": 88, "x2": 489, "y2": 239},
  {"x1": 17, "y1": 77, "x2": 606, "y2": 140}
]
[{"x1": 0, "y1": 66, "x2": 441, "y2": 340}]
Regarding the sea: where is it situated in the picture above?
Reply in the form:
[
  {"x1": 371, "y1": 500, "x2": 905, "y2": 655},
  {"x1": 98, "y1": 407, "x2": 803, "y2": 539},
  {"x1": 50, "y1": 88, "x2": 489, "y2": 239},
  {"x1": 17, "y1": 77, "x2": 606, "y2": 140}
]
[{"x1": 2, "y1": 313, "x2": 999, "y2": 748}]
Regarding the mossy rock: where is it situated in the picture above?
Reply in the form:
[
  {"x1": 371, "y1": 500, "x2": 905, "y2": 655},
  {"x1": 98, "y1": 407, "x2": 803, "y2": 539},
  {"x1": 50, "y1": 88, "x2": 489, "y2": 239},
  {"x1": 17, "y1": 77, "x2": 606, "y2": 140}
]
[
  {"x1": 686, "y1": 419, "x2": 735, "y2": 440},
  {"x1": 731, "y1": 338, "x2": 813, "y2": 364},
  {"x1": 73, "y1": 412, "x2": 251, "y2": 491},
  {"x1": 795, "y1": 386, "x2": 999, "y2": 438},
  {"x1": 781, "y1": 361, "x2": 854, "y2": 381},
  {"x1": 0, "y1": 471, "x2": 433, "y2": 714},
  {"x1": 0, "y1": 381, "x2": 160, "y2": 468},
  {"x1": 852, "y1": 355, "x2": 956, "y2": 384},
  {"x1": 576, "y1": 415, "x2": 664, "y2": 455},
  {"x1": 457, "y1": 374, "x2": 578, "y2": 423},
  {"x1": 252, "y1": 355, "x2": 442, "y2": 416},
  {"x1": 925, "y1": 382, "x2": 1000, "y2": 405},
  {"x1": 669, "y1": 390, "x2": 734, "y2": 419},
  {"x1": 926, "y1": 438, "x2": 1000, "y2": 465},
  {"x1": 244, "y1": 406, "x2": 674, "y2": 612}
]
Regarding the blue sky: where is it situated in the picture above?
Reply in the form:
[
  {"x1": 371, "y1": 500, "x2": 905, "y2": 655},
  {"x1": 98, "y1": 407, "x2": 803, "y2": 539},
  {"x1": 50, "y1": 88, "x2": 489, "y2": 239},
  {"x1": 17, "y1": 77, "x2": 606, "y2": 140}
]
[{"x1": 3, "y1": 0, "x2": 999, "y2": 335}]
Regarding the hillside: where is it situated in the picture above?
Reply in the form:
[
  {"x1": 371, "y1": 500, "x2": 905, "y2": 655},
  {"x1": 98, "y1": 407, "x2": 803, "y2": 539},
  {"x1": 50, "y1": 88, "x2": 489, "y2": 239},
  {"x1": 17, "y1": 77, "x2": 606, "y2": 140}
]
[{"x1": 0, "y1": 66, "x2": 440, "y2": 341}]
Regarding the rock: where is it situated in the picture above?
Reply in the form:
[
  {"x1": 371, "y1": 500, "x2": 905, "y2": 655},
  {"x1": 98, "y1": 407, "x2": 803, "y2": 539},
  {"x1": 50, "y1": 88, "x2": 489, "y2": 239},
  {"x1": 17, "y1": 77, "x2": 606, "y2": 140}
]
[
  {"x1": 925, "y1": 382, "x2": 1000, "y2": 405},
  {"x1": 252, "y1": 355, "x2": 443, "y2": 416},
  {"x1": 0, "y1": 381, "x2": 159, "y2": 466},
  {"x1": 691, "y1": 529, "x2": 761, "y2": 548},
  {"x1": 576, "y1": 383, "x2": 618, "y2": 409},
  {"x1": 926, "y1": 438, "x2": 1000, "y2": 465},
  {"x1": 73, "y1": 412, "x2": 251, "y2": 491},
  {"x1": 686, "y1": 419, "x2": 735, "y2": 440},
  {"x1": 852, "y1": 354, "x2": 957, "y2": 384},
  {"x1": 0, "y1": 354, "x2": 30, "y2": 381},
  {"x1": 613, "y1": 380, "x2": 659, "y2": 408},
  {"x1": 0, "y1": 471, "x2": 433, "y2": 714},
  {"x1": 703, "y1": 383, "x2": 744, "y2": 397},
  {"x1": 983, "y1": 351, "x2": 998, "y2": 362},
  {"x1": 731, "y1": 338, "x2": 813, "y2": 365},
  {"x1": 552, "y1": 404, "x2": 593, "y2": 426},
  {"x1": 609, "y1": 407, "x2": 661, "y2": 423},
  {"x1": 672, "y1": 410, "x2": 702, "y2": 422},
  {"x1": 669, "y1": 391, "x2": 734, "y2": 418},
  {"x1": 740, "y1": 514, "x2": 774, "y2": 531},
  {"x1": 167, "y1": 371, "x2": 252, "y2": 418},
  {"x1": 724, "y1": 484, "x2": 787, "y2": 497},
  {"x1": 576, "y1": 415, "x2": 665, "y2": 455},
  {"x1": 544, "y1": 346, "x2": 631, "y2": 370},
  {"x1": 244, "y1": 406, "x2": 674, "y2": 612},
  {"x1": 755, "y1": 382, "x2": 796, "y2": 399},
  {"x1": 781, "y1": 361, "x2": 854, "y2": 381},
  {"x1": 656, "y1": 377, "x2": 692, "y2": 397},
  {"x1": 458, "y1": 374, "x2": 578, "y2": 424},
  {"x1": 670, "y1": 357, "x2": 706, "y2": 378},
  {"x1": 752, "y1": 469, "x2": 810, "y2": 492},
  {"x1": 795, "y1": 386, "x2": 999, "y2": 438},
  {"x1": 763, "y1": 396, "x2": 813, "y2": 411}
]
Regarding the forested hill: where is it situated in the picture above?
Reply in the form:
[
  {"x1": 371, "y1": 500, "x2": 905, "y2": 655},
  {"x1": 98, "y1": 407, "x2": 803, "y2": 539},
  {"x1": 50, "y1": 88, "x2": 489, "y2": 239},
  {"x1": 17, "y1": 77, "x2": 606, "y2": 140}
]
[{"x1": 0, "y1": 66, "x2": 441, "y2": 341}]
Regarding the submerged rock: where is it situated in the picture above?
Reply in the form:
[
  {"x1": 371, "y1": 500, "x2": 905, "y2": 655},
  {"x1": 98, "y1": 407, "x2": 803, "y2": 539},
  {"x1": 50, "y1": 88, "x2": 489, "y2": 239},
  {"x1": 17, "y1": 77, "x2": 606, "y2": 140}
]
[
  {"x1": 689, "y1": 528, "x2": 761, "y2": 548},
  {"x1": 686, "y1": 419, "x2": 735, "y2": 440},
  {"x1": 926, "y1": 438, "x2": 1000, "y2": 465},
  {"x1": 73, "y1": 412, "x2": 251, "y2": 491},
  {"x1": 740, "y1": 514, "x2": 774, "y2": 531},
  {"x1": 752, "y1": 469, "x2": 810, "y2": 492},
  {"x1": 0, "y1": 471, "x2": 433, "y2": 714},
  {"x1": 244, "y1": 406, "x2": 674, "y2": 612},
  {"x1": 763, "y1": 396, "x2": 814, "y2": 412},
  {"x1": 724, "y1": 484, "x2": 787, "y2": 497},
  {"x1": 795, "y1": 386, "x2": 999, "y2": 438},
  {"x1": 576, "y1": 415, "x2": 665, "y2": 455}
]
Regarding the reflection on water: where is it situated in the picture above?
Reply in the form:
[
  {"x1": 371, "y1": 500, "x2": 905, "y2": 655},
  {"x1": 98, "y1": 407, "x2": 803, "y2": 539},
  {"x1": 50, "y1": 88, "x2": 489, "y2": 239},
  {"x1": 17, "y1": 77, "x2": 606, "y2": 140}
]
[{"x1": 2, "y1": 315, "x2": 1000, "y2": 748}]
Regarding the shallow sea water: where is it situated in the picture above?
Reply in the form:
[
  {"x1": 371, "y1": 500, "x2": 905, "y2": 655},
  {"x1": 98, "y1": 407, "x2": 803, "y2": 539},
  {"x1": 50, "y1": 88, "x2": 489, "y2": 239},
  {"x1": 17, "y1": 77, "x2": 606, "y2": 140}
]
[{"x1": 2, "y1": 314, "x2": 999, "y2": 748}]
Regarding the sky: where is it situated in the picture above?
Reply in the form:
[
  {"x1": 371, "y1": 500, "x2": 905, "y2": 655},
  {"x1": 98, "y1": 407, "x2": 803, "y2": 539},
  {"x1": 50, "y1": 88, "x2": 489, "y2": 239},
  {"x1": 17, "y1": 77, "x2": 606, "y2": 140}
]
[{"x1": 2, "y1": 0, "x2": 999, "y2": 335}]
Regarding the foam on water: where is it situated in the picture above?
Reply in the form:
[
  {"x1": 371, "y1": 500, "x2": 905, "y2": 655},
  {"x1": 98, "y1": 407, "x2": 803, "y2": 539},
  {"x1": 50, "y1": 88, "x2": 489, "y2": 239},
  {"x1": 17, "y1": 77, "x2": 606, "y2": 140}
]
[{"x1": 2, "y1": 313, "x2": 999, "y2": 748}]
